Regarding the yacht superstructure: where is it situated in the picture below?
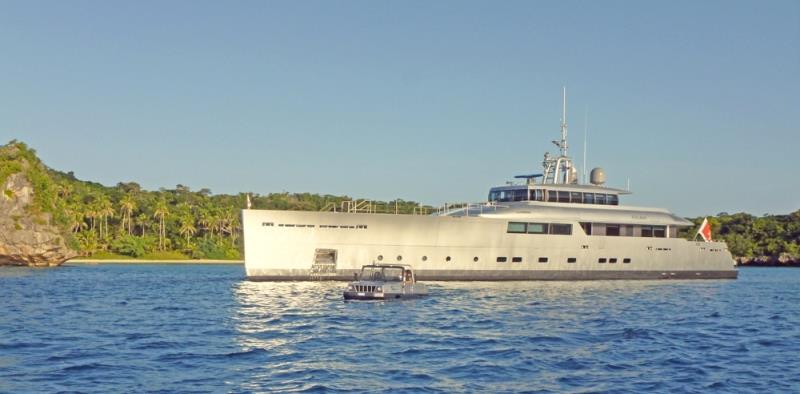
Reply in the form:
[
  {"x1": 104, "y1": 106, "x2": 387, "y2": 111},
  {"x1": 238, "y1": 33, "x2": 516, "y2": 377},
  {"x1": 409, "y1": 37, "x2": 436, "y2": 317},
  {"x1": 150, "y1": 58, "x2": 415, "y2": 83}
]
[{"x1": 242, "y1": 89, "x2": 737, "y2": 280}]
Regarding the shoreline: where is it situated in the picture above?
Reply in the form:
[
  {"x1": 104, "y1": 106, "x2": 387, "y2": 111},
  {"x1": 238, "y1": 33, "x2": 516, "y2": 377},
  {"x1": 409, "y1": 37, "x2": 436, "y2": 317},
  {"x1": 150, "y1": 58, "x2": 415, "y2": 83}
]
[{"x1": 67, "y1": 259, "x2": 243, "y2": 265}]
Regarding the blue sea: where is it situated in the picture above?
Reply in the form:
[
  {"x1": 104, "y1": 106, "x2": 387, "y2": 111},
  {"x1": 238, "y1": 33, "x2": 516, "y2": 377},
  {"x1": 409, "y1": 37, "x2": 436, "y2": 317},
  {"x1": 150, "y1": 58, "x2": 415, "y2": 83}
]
[{"x1": 1, "y1": 265, "x2": 798, "y2": 393}]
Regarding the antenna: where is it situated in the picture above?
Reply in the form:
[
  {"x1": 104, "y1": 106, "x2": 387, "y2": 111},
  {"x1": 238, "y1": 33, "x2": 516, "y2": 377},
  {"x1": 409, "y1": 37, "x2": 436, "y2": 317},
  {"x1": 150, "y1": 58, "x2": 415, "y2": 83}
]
[
  {"x1": 626, "y1": 177, "x2": 631, "y2": 191},
  {"x1": 583, "y1": 107, "x2": 588, "y2": 185},
  {"x1": 560, "y1": 86, "x2": 568, "y2": 157}
]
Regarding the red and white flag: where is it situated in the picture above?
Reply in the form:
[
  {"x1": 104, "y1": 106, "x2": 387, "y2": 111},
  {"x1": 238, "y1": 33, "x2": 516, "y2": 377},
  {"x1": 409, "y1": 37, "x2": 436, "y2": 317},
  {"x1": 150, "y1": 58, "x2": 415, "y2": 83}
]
[{"x1": 696, "y1": 217, "x2": 712, "y2": 242}]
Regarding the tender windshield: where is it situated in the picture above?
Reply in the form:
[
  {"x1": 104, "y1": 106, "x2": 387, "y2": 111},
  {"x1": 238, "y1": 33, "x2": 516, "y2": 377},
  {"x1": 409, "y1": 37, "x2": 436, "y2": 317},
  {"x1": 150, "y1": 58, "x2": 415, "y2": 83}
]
[{"x1": 359, "y1": 266, "x2": 404, "y2": 281}]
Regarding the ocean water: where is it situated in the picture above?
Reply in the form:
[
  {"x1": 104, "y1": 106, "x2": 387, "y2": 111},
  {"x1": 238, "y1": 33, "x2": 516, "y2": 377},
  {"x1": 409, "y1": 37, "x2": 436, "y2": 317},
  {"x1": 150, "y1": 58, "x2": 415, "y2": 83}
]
[{"x1": 1, "y1": 265, "x2": 798, "y2": 393}]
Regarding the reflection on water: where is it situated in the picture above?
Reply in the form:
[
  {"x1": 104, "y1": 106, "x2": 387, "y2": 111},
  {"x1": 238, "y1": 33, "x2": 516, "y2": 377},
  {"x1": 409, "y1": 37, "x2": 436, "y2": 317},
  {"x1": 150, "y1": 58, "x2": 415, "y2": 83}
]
[
  {"x1": 1, "y1": 265, "x2": 798, "y2": 392},
  {"x1": 228, "y1": 276, "x2": 798, "y2": 392}
]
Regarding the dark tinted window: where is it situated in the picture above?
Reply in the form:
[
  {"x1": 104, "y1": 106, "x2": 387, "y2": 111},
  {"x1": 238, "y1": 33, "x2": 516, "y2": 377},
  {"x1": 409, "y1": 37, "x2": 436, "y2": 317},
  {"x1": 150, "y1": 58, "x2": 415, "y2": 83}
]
[
  {"x1": 607, "y1": 194, "x2": 619, "y2": 205},
  {"x1": 653, "y1": 226, "x2": 666, "y2": 238},
  {"x1": 547, "y1": 190, "x2": 558, "y2": 202},
  {"x1": 567, "y1": 257, "x2": 577, "y2": 263},
  {"x1": 558, "y1": 191, "x2": 570, "y2": 203},
  {"x1": 609, "y1": 258, "x2": 618, "y2": 263},
  {"x1": 550, "y1": 224, "x2": 572, "y2": 235},
  {"x1": 623, "y1": 258, "x2": 631, "y2": 263},
  {"x1": 606, "y1": 224, "x2": 620, "y2": 236},
  {"x1": 595, "y1": 194, "x2": 607, "y2": 205},
  {"x1": 598, "y1": 258, "x2": 607, "y2": 263},
  {"x1": 641, "y1": 226, "x2": 653, "y2": 237},
  {"x1": 511, "y1": 257, "x2": 523, "y2": 263},
  {"x1": 584, "y1": 193, "x2": 595, "y2": 204},
  {"x1": 570, "y1": 192, "x2": 582, "y2": 203},
  {"x1": 538, "y1": 257, "x2": 548, "y2": 263},
  {"x1": 580, "y1": 222, "x2": 592, "y2": 235},
  {"x1": 497, "y1": 257, "x2": 507, "y2": 262},
  {"x1": 532, "y1": 189, "x2": 544, "y2": 201}
]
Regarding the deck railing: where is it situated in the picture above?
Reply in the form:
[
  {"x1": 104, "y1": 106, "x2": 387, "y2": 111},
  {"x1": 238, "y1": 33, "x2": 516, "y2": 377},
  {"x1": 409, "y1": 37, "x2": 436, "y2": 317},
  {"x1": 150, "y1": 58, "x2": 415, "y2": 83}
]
[{"x1": 321, "y1": 200, "x2": 506, "y2": 216}]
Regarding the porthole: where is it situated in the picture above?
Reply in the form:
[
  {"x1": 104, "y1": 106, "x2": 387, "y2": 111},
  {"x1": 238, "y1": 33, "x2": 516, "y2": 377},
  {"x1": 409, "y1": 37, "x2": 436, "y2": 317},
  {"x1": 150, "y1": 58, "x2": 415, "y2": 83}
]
[
  {"x1": 446, "y1": 256, "x2": 451, "y2": 262},
  {"x1": 623, "y1": 258, "x2": 631, "y2": 263},
  {"x1": 496, "y1": 257, "x2": 507, "y2": 263},
  {"x1": 473, "y1": 256, "x2": 479, "y2": 262},
  {"x1": 567, "y1": 257, "x2": 577, "y2": 263},
  {"x1": 397, "y1": 255, "x2": 402, "y2": 261},
  {"x1": 609, "y1": 258, "x2": 618, "y2": 263},
  {"x1": 511, "y1": 257, "x2": 522, "y2": 263},
  {"x1": 422, "y1": 256, "x2": 428, "y2": 262},
  {"x1": 538, "y1": 257, "x2": 548, "y2": 263},
  {"x1": 598, "y1": 258, "x2": 607, "y2": 263},
  {"x1": 377, "y1": 255, "x2": 383, "y2": 261}
]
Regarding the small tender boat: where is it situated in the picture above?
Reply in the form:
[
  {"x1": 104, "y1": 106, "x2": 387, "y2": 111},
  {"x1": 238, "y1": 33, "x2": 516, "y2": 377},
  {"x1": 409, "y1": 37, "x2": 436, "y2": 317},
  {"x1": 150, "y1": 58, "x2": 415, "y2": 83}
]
[{"x1": 343, "y1": 264, "x2": 428, "y2": 300}]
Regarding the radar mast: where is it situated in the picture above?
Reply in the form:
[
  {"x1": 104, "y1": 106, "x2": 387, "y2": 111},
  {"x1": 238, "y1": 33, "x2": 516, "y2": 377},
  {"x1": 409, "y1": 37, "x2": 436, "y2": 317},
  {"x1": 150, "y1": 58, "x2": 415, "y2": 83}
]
[{"x1": 541, "y1": 87, "x2": 577, "y2": 185}]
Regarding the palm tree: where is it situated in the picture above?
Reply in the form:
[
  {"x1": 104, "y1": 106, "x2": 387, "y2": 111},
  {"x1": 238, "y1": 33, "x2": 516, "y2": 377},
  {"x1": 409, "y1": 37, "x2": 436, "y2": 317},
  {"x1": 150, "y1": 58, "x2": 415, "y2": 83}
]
[
  {"x1": 119, "y1": 194, "x2": 136, "y2": 235},
  {"x1": 153, "y1": 199, "x2": 169, "y2": 251},
  {"x1": 178, "y1": 216, "x2": 197, "y2": 246},
  {"x1": 135, "y1": 213, "x2": 149, "y2": 237},
  {"x1": 97, "y1": 197, "x2": 114, "y2": 239}
]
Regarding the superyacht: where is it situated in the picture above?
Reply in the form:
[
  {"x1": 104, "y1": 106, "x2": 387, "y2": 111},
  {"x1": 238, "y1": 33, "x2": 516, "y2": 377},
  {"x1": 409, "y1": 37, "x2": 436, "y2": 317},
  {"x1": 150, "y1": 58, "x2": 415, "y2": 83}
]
[{"x1": 242, "y1": 90, "x2": 737, "y2": 280}]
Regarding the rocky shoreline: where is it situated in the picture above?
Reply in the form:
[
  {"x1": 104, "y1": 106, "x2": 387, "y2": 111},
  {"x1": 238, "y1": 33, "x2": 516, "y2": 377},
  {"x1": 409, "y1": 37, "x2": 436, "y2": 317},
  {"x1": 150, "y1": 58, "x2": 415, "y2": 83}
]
[{"x1": 736, "y1": 254, "x2": 800, "y2": 267}]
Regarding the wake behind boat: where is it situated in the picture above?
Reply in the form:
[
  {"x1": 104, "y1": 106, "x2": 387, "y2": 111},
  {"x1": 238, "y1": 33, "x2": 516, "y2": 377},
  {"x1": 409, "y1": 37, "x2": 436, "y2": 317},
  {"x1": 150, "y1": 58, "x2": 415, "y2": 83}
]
[{"x1": 242, "y1": 89, "x2": 737, "y2": 281}]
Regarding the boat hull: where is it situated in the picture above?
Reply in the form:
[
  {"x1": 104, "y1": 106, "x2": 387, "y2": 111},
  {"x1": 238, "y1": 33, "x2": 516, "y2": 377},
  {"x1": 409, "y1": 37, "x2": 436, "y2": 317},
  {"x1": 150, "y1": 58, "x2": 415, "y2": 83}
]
[{"x1": 242, "y1": 209, "x2": 738, "y2": 281}]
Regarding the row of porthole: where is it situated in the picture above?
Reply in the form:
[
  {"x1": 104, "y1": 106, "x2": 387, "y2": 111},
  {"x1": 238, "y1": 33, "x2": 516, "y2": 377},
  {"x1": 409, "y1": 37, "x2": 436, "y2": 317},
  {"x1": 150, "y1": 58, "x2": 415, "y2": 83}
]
[
  {"x1": 598, "y1": 258, "x2": 632, "y2": 263},
  {"x1": 378, "y1": 255, "x2": 589, "y2": 264},
  {"x1": 377, "y1": 255, "x2": 474, "y2": 262}
]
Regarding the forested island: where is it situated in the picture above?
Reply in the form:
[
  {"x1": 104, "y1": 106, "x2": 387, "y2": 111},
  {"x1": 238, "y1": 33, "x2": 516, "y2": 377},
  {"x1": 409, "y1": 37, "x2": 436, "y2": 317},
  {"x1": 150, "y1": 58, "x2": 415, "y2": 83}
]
[{"x1": 1, "y1": 140, "x2": 798, "y2": 266}]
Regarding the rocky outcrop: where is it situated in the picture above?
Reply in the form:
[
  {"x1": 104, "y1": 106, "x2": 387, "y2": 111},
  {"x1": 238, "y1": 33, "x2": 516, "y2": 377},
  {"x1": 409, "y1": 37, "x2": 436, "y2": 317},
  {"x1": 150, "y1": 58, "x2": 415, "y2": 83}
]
[
  {"x1": 0, "y1": 173, "x2": 78, "y2": 266},
  {"x1": 736, "y1": 254, "x2": 800, "y2": 267}
]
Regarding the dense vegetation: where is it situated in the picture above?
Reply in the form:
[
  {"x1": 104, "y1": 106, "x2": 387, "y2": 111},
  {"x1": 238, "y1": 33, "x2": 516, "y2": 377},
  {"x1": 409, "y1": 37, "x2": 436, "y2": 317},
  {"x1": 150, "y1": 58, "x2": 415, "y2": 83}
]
[
  {"x1": 684, "y1": 213, "x2": 800, "y2": 259},
  {"x1": 1, "y1": 141, "x2": 433, "y2": 260},
  {"x1": 2, "y1": 140, "x2": 798, "y2": 261}
]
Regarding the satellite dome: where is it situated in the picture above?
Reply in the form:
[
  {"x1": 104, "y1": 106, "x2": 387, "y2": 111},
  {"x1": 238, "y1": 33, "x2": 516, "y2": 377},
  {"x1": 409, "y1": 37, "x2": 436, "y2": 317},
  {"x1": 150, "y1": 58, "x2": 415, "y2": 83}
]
[{"x1": 590, "y1": 167, "x2": 606, "y2": 185}]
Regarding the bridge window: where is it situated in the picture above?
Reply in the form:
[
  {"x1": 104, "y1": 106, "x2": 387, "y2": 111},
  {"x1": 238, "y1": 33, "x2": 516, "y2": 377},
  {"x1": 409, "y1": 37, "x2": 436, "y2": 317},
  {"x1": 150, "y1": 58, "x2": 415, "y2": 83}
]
[
  {"x1": 584, "y1": 193, "x2": 595, "y2": 204},
  {"x1": 570, "y1": 192, "x2": 582, "y2": 203},
  {"x1": 527, "y1": 223, "x2": 548, "y2": 234},
  {"x1": 547, "y1": 190, "x2": 558, "y2": 202},
  {"x1": 557, "y1": 191, "x2": 570, "y2": 203},
  {"x1": 608, "y1": 194, "x2": 619, "y2": 205},
  {"x1": 532, "y1": 189, "x2": 544, "y2": 201},
  {"x1": 641, "y1": 226, "x2": 653, "y2": 237},
  {"x1": 512, "y1": 189, "x2": 527, "y2": 201},
  {"x1": 595, "y1": 194, "x2": 607, "y2": 205},
  {"x1": 653, "y1": 226, "x2": 666, "y2": 238},
  {"x1": 550, "y1": 224, "x2": 572, "y2": 235},
  {"x1": 507, "y1": 222, "x2": 527, "y2": 233}
]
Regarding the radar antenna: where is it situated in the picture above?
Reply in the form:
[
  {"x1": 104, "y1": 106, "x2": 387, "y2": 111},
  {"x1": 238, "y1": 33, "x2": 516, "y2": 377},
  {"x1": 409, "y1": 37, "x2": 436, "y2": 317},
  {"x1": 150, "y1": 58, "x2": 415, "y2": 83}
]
[{"x1": 541, "y1": 87, "x2": 576, "y2": 185}]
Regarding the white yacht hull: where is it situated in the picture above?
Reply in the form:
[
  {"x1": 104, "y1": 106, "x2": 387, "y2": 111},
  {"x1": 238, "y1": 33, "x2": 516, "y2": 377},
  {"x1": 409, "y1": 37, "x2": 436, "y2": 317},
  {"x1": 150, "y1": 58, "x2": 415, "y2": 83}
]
[{"x1": 242, "y1": 209, "x2": 738, "y2": 281}]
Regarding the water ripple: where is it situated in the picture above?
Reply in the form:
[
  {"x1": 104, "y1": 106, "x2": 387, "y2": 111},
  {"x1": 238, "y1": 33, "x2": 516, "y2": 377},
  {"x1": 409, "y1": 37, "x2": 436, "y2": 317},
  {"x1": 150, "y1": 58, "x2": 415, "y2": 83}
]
[{"x1": 1, "y1": 265, "x2": 799, "y2": 392}]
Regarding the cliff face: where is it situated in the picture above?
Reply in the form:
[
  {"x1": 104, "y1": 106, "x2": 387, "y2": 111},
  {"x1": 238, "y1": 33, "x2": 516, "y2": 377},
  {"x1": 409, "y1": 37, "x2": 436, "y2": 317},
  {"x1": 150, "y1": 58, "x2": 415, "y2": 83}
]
[{"x1": 1, "y1": 164, "x2": 78, "y2": 267}]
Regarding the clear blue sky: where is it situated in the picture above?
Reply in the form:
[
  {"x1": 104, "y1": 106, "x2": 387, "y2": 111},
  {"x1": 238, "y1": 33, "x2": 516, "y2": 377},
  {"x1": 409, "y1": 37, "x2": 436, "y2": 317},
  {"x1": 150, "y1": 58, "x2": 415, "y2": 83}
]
[{"x1": 1, "y1": 0, "x2": 797, "y2": 217}]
